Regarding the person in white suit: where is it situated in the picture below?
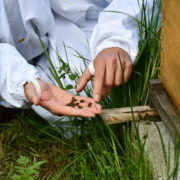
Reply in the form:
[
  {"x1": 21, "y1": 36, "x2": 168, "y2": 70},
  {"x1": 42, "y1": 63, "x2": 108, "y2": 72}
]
[{"x1": 0, "y1": 0, "x2": 158, "y2": 123}]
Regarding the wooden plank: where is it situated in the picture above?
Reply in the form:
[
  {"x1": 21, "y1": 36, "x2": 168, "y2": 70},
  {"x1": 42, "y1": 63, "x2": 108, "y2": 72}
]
[
  {"x1": 161, "y1": 0, "x2": 180, "y2": 110},
  {"x1": 149, "y1": 80, "x2": 180, "y2": 138},
  {"x1": 100, "y1": 106, "x2": 158, "y2": 125}
]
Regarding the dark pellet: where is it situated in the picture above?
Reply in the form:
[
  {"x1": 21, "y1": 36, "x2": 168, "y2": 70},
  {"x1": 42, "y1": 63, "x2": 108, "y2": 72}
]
[
  {"x1": 78, "y1": 106, "x2": 82, "y2": 109},
  {"x1": 74, "y1": 103, "x2": 79, "y2": 106},
  {"x1": 80, "y1": 100, "x2": 85, "y2": 103},
  {"x1": 72, "y1": 97, "x2": 77, "y2": 102},
  {"x1": 88, "y1": 102, "x2": 92, "y2": 107},
  {"x1": 66, "y1": 102, "x2": 74, "y2": 107}
]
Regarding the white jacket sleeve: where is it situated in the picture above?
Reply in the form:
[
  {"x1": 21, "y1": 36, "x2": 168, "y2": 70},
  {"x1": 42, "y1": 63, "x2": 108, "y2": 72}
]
[
  {"x1": 90, "y1": 0, "x2": 155, "y2": 62},
  {"x1": 0, "y1": 0, "x2": 48, "y2": 108},
  {"x1": 0, "y1": 44, "x2": 40, "y2": 108}
]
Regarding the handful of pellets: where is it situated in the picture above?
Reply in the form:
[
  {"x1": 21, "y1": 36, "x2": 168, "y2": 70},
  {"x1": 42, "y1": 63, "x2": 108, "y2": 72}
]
[{"x1": 66, "y1": 96, "x2": 92, "y2": 109}]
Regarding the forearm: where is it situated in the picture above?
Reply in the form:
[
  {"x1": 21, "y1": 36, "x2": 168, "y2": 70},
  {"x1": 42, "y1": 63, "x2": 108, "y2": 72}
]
[{"x1": 0, "y1": 43, "x2": 41, "y2": 108}]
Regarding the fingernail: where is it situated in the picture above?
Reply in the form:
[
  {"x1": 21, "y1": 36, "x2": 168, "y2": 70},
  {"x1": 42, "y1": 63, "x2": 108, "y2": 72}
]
[{"x1": 94, "y1": 94, "x2": 101, "y2": 102}]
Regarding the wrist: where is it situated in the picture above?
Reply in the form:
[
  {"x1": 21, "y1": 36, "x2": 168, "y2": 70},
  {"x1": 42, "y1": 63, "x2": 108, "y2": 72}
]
[{"x1": 24, "y1": 78, "x2": 42, "y2": 104}]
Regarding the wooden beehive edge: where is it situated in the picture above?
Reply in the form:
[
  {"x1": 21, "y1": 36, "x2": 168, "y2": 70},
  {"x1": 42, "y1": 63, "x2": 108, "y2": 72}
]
[{"x1": 100, "y1": 105, "x2": 158, "y2": 125}]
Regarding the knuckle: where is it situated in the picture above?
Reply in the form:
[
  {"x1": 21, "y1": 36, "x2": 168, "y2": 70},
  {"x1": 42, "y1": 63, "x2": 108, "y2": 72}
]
[
  {"x1": 111, "y1": 58, "x2": 117, "y2": 66},
  {"x1": 103, "y1": 58, "x2": 117, "y2": 68}
]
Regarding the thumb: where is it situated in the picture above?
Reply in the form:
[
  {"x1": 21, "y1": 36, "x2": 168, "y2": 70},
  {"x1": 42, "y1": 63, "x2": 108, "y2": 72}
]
[
  {"x1": 76, "y1": 68, "x2": 92, "y2": 92},
  {"x1": 24, "y1": 82, "x2": 40, "y2": 105}
]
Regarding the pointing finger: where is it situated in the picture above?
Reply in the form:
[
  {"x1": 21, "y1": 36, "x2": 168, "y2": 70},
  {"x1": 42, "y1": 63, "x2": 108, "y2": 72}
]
[
  {"x1": 76, "y1": 68, "x2": 91, "y2": 92},
  {"x1": 124, "y1": 61, "x2": 132, "y2": 83},
  {"x1": 93, "y1": 65, "x2": 105, "y2": 102}
]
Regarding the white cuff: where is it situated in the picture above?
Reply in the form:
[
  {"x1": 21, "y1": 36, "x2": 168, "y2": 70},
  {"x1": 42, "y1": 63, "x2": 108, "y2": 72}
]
[
  {"x1": 15, "y1": 74, "x2": 42, "y2": 108},
  {"x1": 28, "y1": 79, "x2": 41, "y2": 98},
  {"x1": 93, "y1": 40, "x2": 138, "y2": 63},
  {"x1": 88, "y1": 62, "x2": 95, "y2": 76}
]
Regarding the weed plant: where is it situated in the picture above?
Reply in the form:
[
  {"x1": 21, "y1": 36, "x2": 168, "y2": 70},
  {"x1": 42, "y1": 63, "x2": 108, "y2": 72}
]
[{"x1": 0, "y1": 0, "x2": 179, "y2": 180}]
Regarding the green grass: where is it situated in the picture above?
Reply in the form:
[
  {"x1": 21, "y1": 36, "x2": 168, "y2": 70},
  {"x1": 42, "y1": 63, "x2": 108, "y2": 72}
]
[
  {"x1": 0, "y1": 0, "x2": 179, "y2": 179},
  {"x1": 0, "y1": 111, "x2": 154, "y2": 179}
]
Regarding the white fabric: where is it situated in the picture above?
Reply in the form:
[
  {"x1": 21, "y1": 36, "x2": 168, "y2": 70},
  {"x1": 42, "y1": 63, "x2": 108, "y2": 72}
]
[
  {"x1": 0, "y1": 0, "x2": 157, "y2": 117},
  {"x1": 28, "y1": 79, "x2": 41, "y2": 98},
  {"x1": 88, "y1": 62, "x2": 95, "y2": 76}
]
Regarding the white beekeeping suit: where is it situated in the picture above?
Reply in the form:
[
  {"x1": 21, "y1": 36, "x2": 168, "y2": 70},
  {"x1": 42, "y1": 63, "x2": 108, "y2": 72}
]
[{"x1": 0, "y1": 0, "x2": 157, "y2": 122}]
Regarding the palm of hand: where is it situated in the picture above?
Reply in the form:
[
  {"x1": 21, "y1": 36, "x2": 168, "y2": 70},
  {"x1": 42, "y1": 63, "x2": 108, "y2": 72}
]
[{"x1": 25, "y1": 80, "x2": 101, "y2": 117}]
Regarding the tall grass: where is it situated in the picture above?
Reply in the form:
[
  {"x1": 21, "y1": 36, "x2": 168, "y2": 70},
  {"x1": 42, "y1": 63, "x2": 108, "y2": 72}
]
[
  {"x1": 110, "y1": 0, "x2": 161, "y2": 108},
  {"x1": 0, "y1": 111, "x2": 154, "y2": 179},
  {"x1": 1, "y1": 0, "x2": 179, "y2": 180}
]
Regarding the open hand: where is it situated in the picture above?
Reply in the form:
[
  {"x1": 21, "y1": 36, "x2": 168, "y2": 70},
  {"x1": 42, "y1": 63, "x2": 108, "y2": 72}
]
[
  {"x1": 76, "y1": 47, "x2": 132, "y2": 102},
  {"x1": 24, "y1": 79, "x2": 102, "y2": 117}
]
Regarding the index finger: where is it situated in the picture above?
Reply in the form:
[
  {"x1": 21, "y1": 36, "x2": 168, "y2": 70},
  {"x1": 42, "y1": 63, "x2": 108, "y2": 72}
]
[{"x1": 93, "y1": 65, "x2": 105, "y2": 102}]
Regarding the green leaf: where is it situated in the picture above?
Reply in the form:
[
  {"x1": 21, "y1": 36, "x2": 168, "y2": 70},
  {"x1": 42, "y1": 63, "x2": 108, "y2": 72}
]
[
  {"x1": 12, "y1": 175, "x2": 34, "y2": 180},
  {"x1": 26, "y1": 166, "x2": 38, "y2": 176},
  {"x1": 65, "y1": 84, "x2": 74, "y2": 90},
  {"x1": 14, "y1": 166, "x2": 26, "y2": 175},
  {"x1": 69, "y1": 74, "x2": 77, "y2": 80},
  {"x1": 31, "y1": 160, "x2": 48, "y2": 169},
  {"x1": 16, "y1": 156, "x2": 29, "y2": 165}
]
